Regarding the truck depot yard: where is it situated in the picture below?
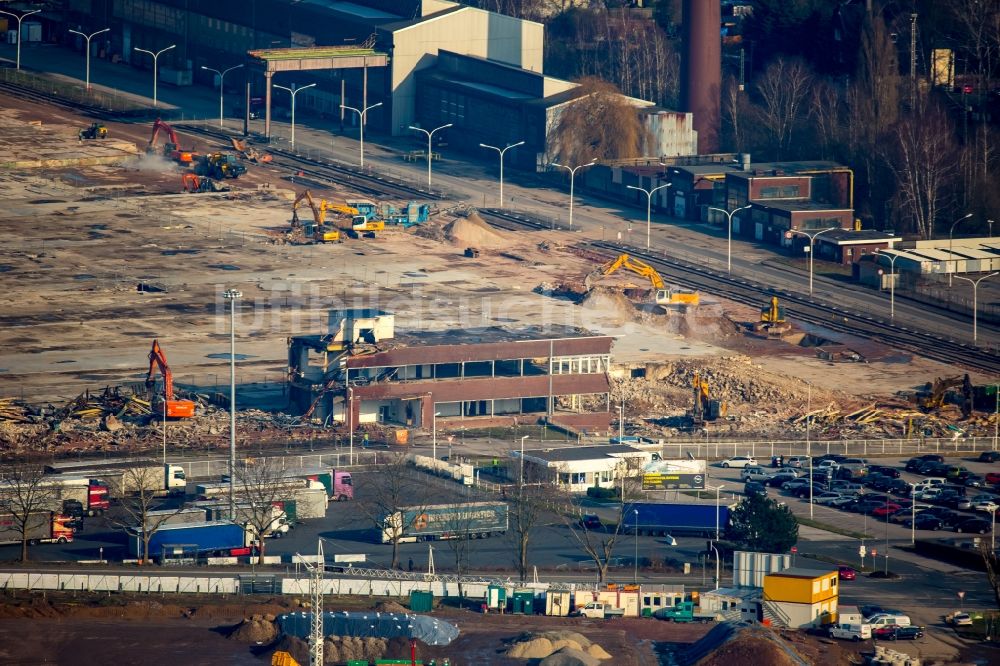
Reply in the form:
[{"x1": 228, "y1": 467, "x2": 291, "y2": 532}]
[{"x1": 1, "y1": 3, "x2": 1000, "y2": 662}]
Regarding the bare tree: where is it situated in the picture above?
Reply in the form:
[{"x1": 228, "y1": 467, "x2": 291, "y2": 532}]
[
  {"x1": 550, "y1": 77, "x2": 652, "y2": 165},
  {"x1": 356, "y1": 453, "x2": 430, "y2": 570},
  {"x1": 564, "y1": 457, "x2": 644, "y2": 583},
  {"x1": 235, "y1": 458, "x2": 294, "y2": 565},
  {"x1": 508, "y1": 465, "x2": 556, "y2": 582},
  {"x1": 753, "y1": 57, "x2": 813, "y2": 159},
  {"x1": 882, "y1": 95, "x2": 959, "y2": 239},
  {"x1": 980, "y1": 538, "x2": 1000, "y2": 612},
  {"x1": 0, "y1": 463, "x2": 56, "y2": 562},
  {"x1": 721, "y1": 75, "x2": 752, "y2": 153},
  {"x1": 109, "y1": 467, "x2": 185, "y2": 563}
]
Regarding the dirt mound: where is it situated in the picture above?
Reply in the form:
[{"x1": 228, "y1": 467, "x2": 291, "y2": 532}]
[
  {"x1": 536, "y1": 630, "x2": 592, "y2": 649},
  {"x1": 444, "y1": 211, "x2": 508, "y2": 248},
  {"x1": 587, "y1": 644, "x2": 613, "y2": 659},
  {"x1": 581, "y1": 287, "x2": 641, "y2": 325},
  {"x1": 325, "y1": 636, "x2": 388, "y2": 662},
  {"x1": 508, "y1": 636, "x2": 555, "y2": 659},
  {"x1": 271, "y1": 635, "x2": 309, "y2": 663},
  {"x1": 540, "y1": 647, "x2": 602, "y2": 666},
  {"x1": 695, "y1": 634, "x2": 799, "y2": 666},
  {"x1": 374, "y1": 600, "x2": 408, "y2": 614},
  {"x1": 227, "y1": 615, "x2": 278, "y2": 644}
]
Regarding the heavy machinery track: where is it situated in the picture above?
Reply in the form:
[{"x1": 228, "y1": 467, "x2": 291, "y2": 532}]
[
  {"x1": 477, "y1": 209, "x2": 1000, "y2": 375},
  {"x1": 175, "y1": 124, "x2": 444, "y2": 202}
]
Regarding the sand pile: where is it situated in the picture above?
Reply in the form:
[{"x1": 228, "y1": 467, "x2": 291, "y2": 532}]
[
  {"x1": 445, "y1": 210, "x2": 508, "y2": 248},
  {"x1": 323, "y1": 636, "x2": 388, "y2": 662},
  {"x1": 374, "y1": 600, "x2": 409, "y2": 614},
  {"x1": 228, "y1": 614, "x2": 279, "y2": 643},
  {"x1": 695, "y1": 634, "x2": 799, "y2": 666},
  {"x1": 580, "y1": 288, "x2": 641, "y2": 324},
  {"x1": 506, "y1": 631, "x2": 610, "y2": 661}
]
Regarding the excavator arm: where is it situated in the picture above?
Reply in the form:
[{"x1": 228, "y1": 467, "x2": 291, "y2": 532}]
[
  {"x1": 600, "y1": 253, "x2": 666, "y2": 289},
  {"x1": 148, "y1": 118, "x2": 179, "y2": 150},
  {"x1": 145, "y1": 339, "x2": 195, "y2": 418},
  {"x1": 292, "y1": 190, "x2": 325, "y2": 226}
]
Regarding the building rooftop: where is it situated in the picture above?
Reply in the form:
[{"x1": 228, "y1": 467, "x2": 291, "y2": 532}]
[
  {"x1": 766, "y1": 567, "x2": 837, "y2": 579},
  {"x1": 519, "y1": 444, "x2": 645, "y2": 463},
  {"x1": 817, "y1": 229, "x2": 901, "y2": 243},
  {"x1": 753, "y1": 200, "x2": 852, "y2": 213},
  {"x1": 387, "y1": 325, "x2": 601, "y2": 348}
]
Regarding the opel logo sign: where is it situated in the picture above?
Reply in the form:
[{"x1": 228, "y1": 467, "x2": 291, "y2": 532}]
[{"x1": 694, "y1": 475, "x2": 703, "y2": 484}]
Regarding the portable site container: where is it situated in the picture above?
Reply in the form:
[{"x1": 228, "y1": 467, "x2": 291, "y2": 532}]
[
  {"x1": 486, "y1": 585, "x2": 507, "y2": 610},
  {"x1": 511, "y1": 589, "x2": 535, "y2": 614},
  {"x1": 545, "y1": 591, "x2": 572, "y2": 616}
]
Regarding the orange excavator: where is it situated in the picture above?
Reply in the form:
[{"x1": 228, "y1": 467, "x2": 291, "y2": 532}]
[
  {"x1": 147, "y1": 118, "x2": 197, "y2": 164},
  {"x1": 145, "y1": 339, "x2": 196, "y2": 418}
]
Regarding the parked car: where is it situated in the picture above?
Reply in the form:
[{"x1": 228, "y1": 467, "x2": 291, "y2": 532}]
[
  {"x1": 887, "y1": 479, "x2": 914, "y2": 496},
  {"x1": 722, "y1": 456, "x2": 757, "y2": 469},
  {"x1": 906, "y1": 514, "x2": 943, "y2": 530},
  {"x1": 948, "y1": 612, "x2": 973, "y2": 626},
  {"x1": 919, "y1": 507, "x2": 963, "y2": 527},
  {"x1": 782, "y1": 479, "x2": 811, "y2": 492},
  {"x1": 784, "y1": 456, "x2": 811, "y2": 468},
  {"x1": 918, "y1": 460, "x2": 944, "y2": 475},
  {"x1": 877, "y1": 625, "x2": 924, "y2": 641},
  {"x1": 963, "y1": 474, "x2": 985, "y2": 488},
  {"x1": 838, "y1": 565, "x2": 857, "y2": 580},
  {"x1": 940, "y1": 496, "x2": 973, "y2": 511},
  {"x1": 578, "y1": 514, "x2": 603, "y2": 530},
  {"x1": 970, "y1": 493, "x2": 999, "y2": 504},
  {"x1": 978, "y1": 451, "x2": 1000, "y2": 463},
  {"x1": 914, "y1": 487, "x2": 944, "y2": 502},
  {"x1": 906, "y1": 454, "x2": 944, "y2": 472},
  {"x1": 945, "y1": 466, "x2": 971, "y2": 480},
  {"x1": 986, "y1": 472, "x2": 1000, "y2": 485},
  {"x1": 741, "y1": 466, "x2": 774, "y2": 482},
  {"x1": 837, "y1": 458, "x2": 869, "y2": 479},
  {"x1": 852, "y1": 500, "x2": 885, "y2": 515},
  {"x1": 954, "y1": 517, "x2": 993, "y2": 534},
  {"x1": 869, "y1": 465, "x2": 901, "y2": 479},
  {"x1": 868, "y1": 475, "x2": 896, "y2": 492},
  {"x1": 768, "y1": 470, "x2": 801, "y2": 487},
  {"x1": 973, "y1": 499, "x2": 999, "y2": 513},
  {"x1": 872, "y1": 503, "x2": 902, "y2": 518},
  {"x1": 812, "y1": 492, "x2": 846, "y2": 506},
  {"x1": 830, "y1": 495, "x2": 860, "y2": 509},
  {"x1": 817, "y1": 460, "x2": 841, "y2": 473},
  {"x1": 744, "y1": 481, "x2": 767, "y2": 497},
  {"x1": 830, "y1": 480, "x2": 865, "y2": 494}
]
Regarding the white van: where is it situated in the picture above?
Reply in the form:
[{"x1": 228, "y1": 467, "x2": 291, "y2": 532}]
[
  {"x1": 866, "y1": 614, "x2": 912, "y2": 628},
  {"x1": 913, "y1": 478, "x2": 946, "y2": 492},
  {"x1": 829, "y1": 623, "x2": 872, "y2": 641}
]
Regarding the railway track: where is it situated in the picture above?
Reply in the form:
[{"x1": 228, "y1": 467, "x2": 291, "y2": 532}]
[
  {"x1": 175, "y1": 123, "x2": 445, "y2": 202},
  {"x1": 478, "y1": 209, "x2": 1000, "y2": 375}
]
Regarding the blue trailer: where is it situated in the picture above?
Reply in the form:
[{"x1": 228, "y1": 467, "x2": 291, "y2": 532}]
[
  {"x1": 623, "y1": 502, "x2": 730, "y2": 538},
  {"x1": 129, "y1": 520, "x2": 251, "y2": 560}
]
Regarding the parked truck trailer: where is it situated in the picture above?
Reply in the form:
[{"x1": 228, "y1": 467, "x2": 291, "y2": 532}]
[
  {"x1": 45, "y1": 460, "x2": 186, "y2": 497},
  {"x1": 129, "y1": 520, "x2": 254, "y2": 561},
  {"x1": 381, "y1": 501, "x2": 508, "y2": 544},
  {"x1": 0, "y1": 512, "x2": 74, "y2": 546},
  {"x1": 623, "y1": 502, "x2": 730, "y2": 538}
]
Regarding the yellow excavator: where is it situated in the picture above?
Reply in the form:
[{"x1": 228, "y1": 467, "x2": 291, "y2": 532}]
[
  {"x1": 918, "y1": 374, "x2": 973, "y2": 417},
  {"x1": 291, "y1": 190, "x2": 340, "y2": 242},
  {"x1": 690, "y1": 371, "x2": 725, "y2": 427},
  {"x1": 758, "y1": 296, "x2": 791, "y2": 336},
  {"x1": 599, "y1": 254, "x2": 699, "y2": 307}
]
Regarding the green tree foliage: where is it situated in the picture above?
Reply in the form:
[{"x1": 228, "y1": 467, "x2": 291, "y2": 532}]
[
  {"x1": 550, "y1": 77, "x2": 650, "y2": 164},
  {"x1": 727, "y1": 494, "x2": 799, "y2": 554}
]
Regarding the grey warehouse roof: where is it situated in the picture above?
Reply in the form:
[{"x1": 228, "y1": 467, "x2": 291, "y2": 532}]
[{"x1": 520, "y1": 444, "x2": 645, "y2": 463}]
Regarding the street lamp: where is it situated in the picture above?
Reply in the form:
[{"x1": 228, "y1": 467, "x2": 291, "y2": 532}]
[
  {"x1": 519, "y1": 434, "x2": 530, "y2": 483},
  {"x1": 875, "y1": 250, "x2": 902, "y2": 319},
  {"x1": 408, "y1": 123, "x2": 452, "y2": 188},
  {"x1": 551, "y1": 159, "x2": 597, "y2": 230},
  {"x1": 990, "y1": 506, "x2": 997, "y2": 551},
  {"x1": 201, "y1": 64, "x2": 243, "y2": 128},
  {"x1": 633, "y1": 508, "x2": 640, "y2": 584},
  {"x1": 626, "y1": 183, "x2": 672, "y2": 250},
  {"x1": 948, "y1": 213, "x2": 974, "y2": 286},
  {"x1": 68, "y1": 27, "x2": 109, "y2": 90},
  {"x1": 786, "y1": 227, "x2": 838, "y2": 296},
  {"x1": 222, "y1": 288, "x2": 242, "y2": 515},
  {"x1": 341, "y1": 101, "x2": 382, "y2": 168},
  {"x1": 806, "y1": 382, "x2": 813, "y2": 519},
  {"x1": 953, "y1": 272, "x2": 999, "y2": 345},
  {"x1": 708, "y1": 205, "x2": 751, "y2": 273},
  {"x1": 617, "y1": 402, "x2": 625, "y2": 442},
  {"x1": 348, "y1": 386, "x2": 354, "y2": 466},
  {"x1": 0, "y1": 9, "x2": 41, "y2": 71},
  {"x1": 431, "y1": 410, "x2": 442, "y2": 462},
  {"x1": 133, "y1": 44, "x2": 176, "y2": 108},
  {"x1": 479, "y1": 141, "x2": 525, "y2": 208},
  {"x1": 274, "y1": 83, "x2": 317, "y2": 150},
  {"x1": 709, "y1": 542, "x2": 721, "y2": 590},
  {"x1": 714, "y1": 484, "x2": 725, "y2": 540}
]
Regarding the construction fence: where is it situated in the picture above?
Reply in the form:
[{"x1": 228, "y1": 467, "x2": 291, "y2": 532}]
[{"x1": 658, "y1": 436, "x2": 1000, "y2": 461}]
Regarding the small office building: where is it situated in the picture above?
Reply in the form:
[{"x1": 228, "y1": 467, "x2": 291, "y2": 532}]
[
  {"x1": 762, "y1": 567, "x2": 839, "y2": 628},
  {"x1": 516, "y1": 444, "x2": 653, "y2": 492}
]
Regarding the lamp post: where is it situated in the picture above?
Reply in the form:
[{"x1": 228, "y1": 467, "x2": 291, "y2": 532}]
[
  {"x1": 708, "y1": 205, "x2": 751, "y2": 273},
  {"x1": 68, "y1": 27, "x2": 109, "y2": 90},
  {"x1": 519, "y1": 434, "x2": 530, "y2": 483},
  {"x1": 806, "y1": 382, "x2": 813, "y2": 519},
  {"x1": 222, "y1": 288, "x2": 242, "y2": 516},
  {"x1": 201, "y1": 64, "x2": 243, "y2": 128},
  {"x1": 626, "y1": 183, "x2": 672, "y2": 250},
  {"x1": 786, "y1": 227, "x2": 838, "y2": 296},
  {"x1": 274, "y1": 83, "x2": 316, "y2": 149},
  {"x1": 0, "y1": 9, "x2": 41, "y2": 71},
  {"x1": 714, "y1": 484, "x2": 725, "y2": 540},
  {"x1": 408, "y1": 123, "x2": 452, "y2": 188},
  {"x1": 348, "y1": 386, "x2": 354, "y2": 466},
  {"x1": 431, "y1": 410, "x2": 442, "y2": 461},
  {"x1": 875, "y1": 250, "x2": 902, "y2": 319},
  {"x1": 990, "y1": 506, "x2": 997, "y2": 551},
  {"x1": 948, "y1": 213, "x2": 973, "y2": 286},
  {"x1": 133, "y1": 44, "x2": 176, "y2": 108},
  {"x1": 479, "y1": 141, "x2": 525, "y2": 208},
  {"x1": 551, "y1": 159, "x2": 597, "y2": 230},
  {"x1": 340, "y1": 101, "x2": 382, "y2": 168},
  {"x1": 953, "y1": 272, "x2": 999, "y2": 345},
  {"x1": 709, "y1": 542, "x2": 721, "y2": 590},
  {"x1": 617, "y1": 402, "x2": 625, "y2": 442},
  {"x1": 633, "y1": 508, "x2": 640, "y2": 584}
]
